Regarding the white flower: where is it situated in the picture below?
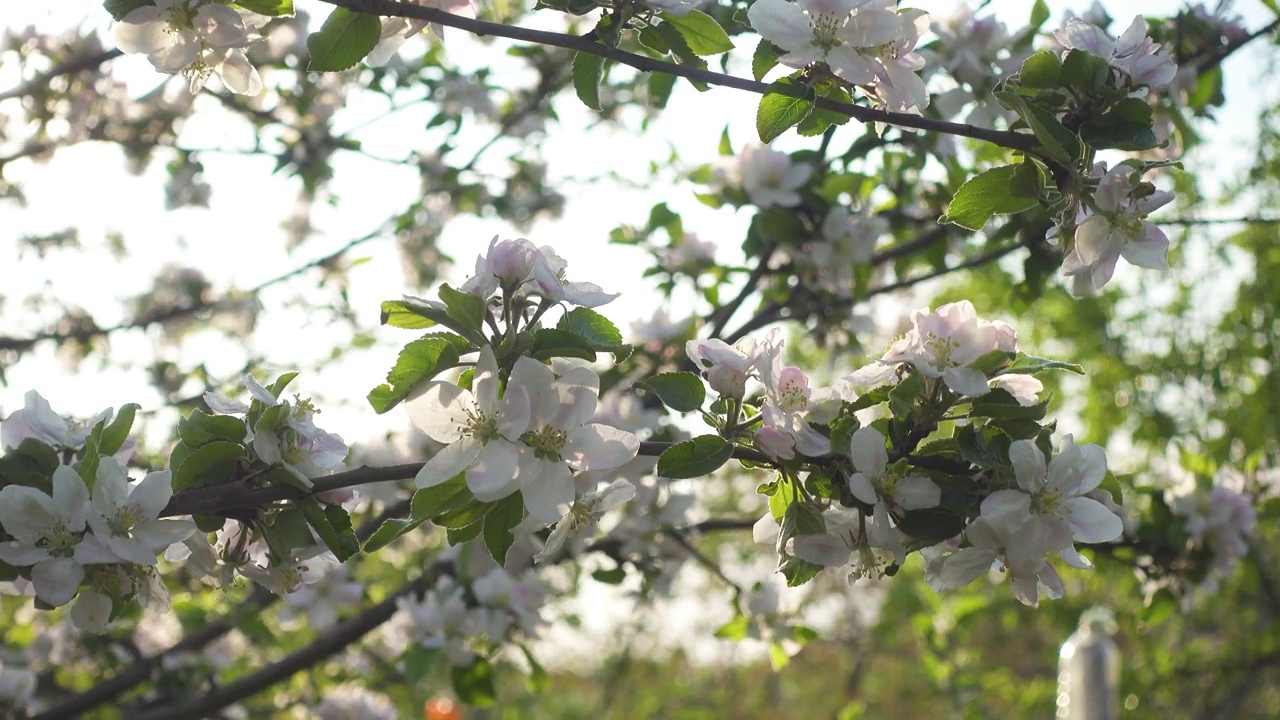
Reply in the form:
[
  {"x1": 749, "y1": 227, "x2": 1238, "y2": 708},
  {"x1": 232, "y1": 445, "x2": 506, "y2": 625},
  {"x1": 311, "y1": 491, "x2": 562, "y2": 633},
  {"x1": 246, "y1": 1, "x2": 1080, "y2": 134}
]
[
  {"x1": 406, "y1": 346, "x2": 531, "y2": 501},
  {"x1": 86, "y1": 459, "x2": 195, "y2": 565},
  {"x1": 459, "y1": 236, "x2": 546, "y2": 298},
  {"x1": 846, "y1": 427, "x2": 940, "y2": 564},
  {"x1": 1054, "y1": 16, "x2": 1177, "y2": 89},
  {"x1": 536, "y1": 479, "x2": 636, "y2": 561},
  {"x1": 0, "y1": 466, "x2": 120, "y2": 606},
  {"x1": 365, "y1": 0, "x2": 475, "y2": 66},
  {"x1": 846, "y1": 300, "x2": 1017, "y2": 397},
  {"x1": 754, "y1": 345, "x2": 833, "y2": 459},
  {"x1": 686, "y1": 331, "x2": 777, "y2": 399},
  {"x1": 866, "y1": 7, "x2": 930, "y2": 115},
  {"x1": 737, "y1": 144, "x2": 811, "y2": 208},
  {"x1": 511, "y1": 358, "x2": 640, "y2": 523},
  {"x1": 531, "y1": 245, "x2": 620, "y2": 308},
  {"x1": 114, "y1": 0, "x2": 263, "y2": 94},
  {"x1": 1, "y1": 390, "x2": 135, "y2": 462},
  {"x1": 282, "y1": 561, "x2": 363, "y2": 629},
  {"x1": 1061, "y1": 164, "x2": 1174, "y2": 296},
  {"x1": 747, "y1": 0, "x2": 899, "y2": 85}
]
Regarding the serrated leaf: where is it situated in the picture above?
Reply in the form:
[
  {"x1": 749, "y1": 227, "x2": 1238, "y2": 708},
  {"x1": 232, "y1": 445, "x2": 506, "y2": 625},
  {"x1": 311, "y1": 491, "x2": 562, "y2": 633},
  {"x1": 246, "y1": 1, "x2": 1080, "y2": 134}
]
[
  {"x1": 301, "y1": 498, "x2": 359, "y2": 562},
  {"x1": 557, "y1": 307, "x2": 624, "y2": 349},
  {"x1": 657, "y1": 435, "x2": 734, "y2": 479},
  {"x1": 234, "y1": 0, "x2": 293, "y2": 15},
  {"x1": 306, "y1": 8, "x2": 380, "y2": 72},
  {"x1": 757, "y1": 79, "x2": 814, "y2": 143},
  {"x1": 259, "y1": 508, "x2": 316, "y2": 562},
  {"x1": 660, "y1": 10, "x2": 733, "y2": 56},
  {"x1": 643, "y1": 372, "x2": 706, "y2": 412},
  {"x1": 435, "y1": 499, "x2": 495, "y2": 530},
  {"x1": 942, "y1": 164, "x2": 1042, "y2": 230},
  {"x1": 363, "y1": 516, "x2": 430, "y2": 553},
  {"x1": 438, "y1": 284, "x2": 488, "y2": 334},
  {"x1": 172, "y1": 441, "x2": 243, "y2": 491},
  {"x1": 367, "y1": 333, "x2": 470, "y2": 414},
  {"x1": 752, "y1": 38, "x2": 784, "y2": 80},
  {"x1": 482, "y1": 493, "x2": 525, "y2": 565},
  {"x1": 1019, "y1": 51, "x2": 1063, "y2": 89},
  {"x1": 969, "y1": 389, "x2": 1049, "y2": 420},
  {"x1": 572, "y1": 49, "x2": 605, "y2": 110},
  {"x1": 411, "y1": 474, "x2": 475, "y2": 521}
]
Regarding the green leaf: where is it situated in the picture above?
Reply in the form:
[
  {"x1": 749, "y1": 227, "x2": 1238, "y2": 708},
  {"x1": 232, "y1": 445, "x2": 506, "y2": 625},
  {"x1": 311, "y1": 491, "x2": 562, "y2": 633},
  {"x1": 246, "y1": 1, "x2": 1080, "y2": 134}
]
[
  {"x1": 637, "y1": 25, "x2": 669, "y2": 55},
  {"x1": 653, "y1": 23, "x2": 710, "y2": 90},
  {"x1": 591, "y1": 565, "x2": 627, "y2": 584},
  {"x1": 888, "y1": 373, "x2": 921, "y2": 420},
  {"x1": 757, "y1": 79, "x2": 814, "y2": 143},
  {"x1": 648, "y1": 71, "x2": 677, "y2": 109},
  {"x1": 234, "y1": 0, "x2": 294, "y2": 15},
  {"x1": 557, "y1": 307, "x2": 624, "y2": 349},
  {"x1": 715, "y1": 615, "x2": 751, "y2": 640},
  {"x1": 942, "y1": 164, "x2": 1042, "y2": 231},
  {"x1": 657, "y1": 435, "x2": 734, "y2": 479},
  {"x1": 179, "y1": 410, "x2": 247, "y2": 447},
  {"x1": 953, "y1": 424, "x2": 1010, "y2": 470},
  {"x1": 1018, "y1": 51, "x2": 1063, "y2": 89},
  {"x1": 447, "y1": 520, "x2": 485, "y2": 545},
  {"x1": 381, "y1": 300, "x2": 438, "y2": 328},
  {"x1": 301, "y1": 498, "x2": 359, "y2": 562},
  {"x1": 572, "y1": 49, "x2": 605, "y2": 111},
  {"x1": 1061, "y1": 49, "x2": 1110, "y2": 91},
  {"x1": 752, "y1": 39, "x2": 784, "y2": 81},
  {"x1": 363, "y1": 516, "x2": 430, "y2": 553},
  {"x1": 1080, "y1": 121, "x2": 1159, "y2": 151},
  {"x1": 1029, "y1": 0, "x2": 1050, "y2": 30},
  {"x1": 98, "y1": 403, "x2": 138, "y2": 458},
  {"x1": 1006, "y1": 354, "x2": 1085, "y2": 375},
  {"x1": 367, "y1": 333, "x2": 470, "y2": 414},
  {"x1": 970, "y1": 389, "x2": 1049, "y2": 420},
  {"x1": 530, "y1": 328, "x2": 596, "y2": 361},
  {"x1": 437, "y1": 284, "x2": 488, "y2": 335},
  {"x1": 451, "y1": 658, "x2": 498, "y2": 706},
  {"x1": 660, "y1": 10, "x2": 733, "y2": 56},
  {"x1": 104, "y1": 0, "x2": 152, "y2": 21},
  {"x1": 259, "y1": 508, "x2": 315, "y2": 561},
  {"x1": 796, "y1": 83, "x2": 852, "y2": 137},
  {"x1": 435, "y1": 499, "x2": 495, "y2": 530},
  {"x1": 482, "y1": 493, "x2": 525, "y2": 565},
  {"x1": 0, "y1": 439, "x2": 59, "y2": 490},
  {"x1": 412, "y1": 474, "x2": 476, "y2": 520},
  {"x1": 306, "y1": 8, "x2": 380, "y2": 72},
  {"x1": 266, "y1": 371, "x2": 300, "y2": 399},
  {"x1": 195, "y1": 514, "x2": 227, "y2": 533},
  {"x1": 172, "y1": 441, "x2": 244, "y2": 491},
  {"x1": 642, "y1": 372, "x2": 706, "y2": 412},
  {"x1": 1140, "y1": 588, "x2": 1177, "y2": 626},
  {"x1": 77, "y1": 435, "x2": 101, "y2": 490}
]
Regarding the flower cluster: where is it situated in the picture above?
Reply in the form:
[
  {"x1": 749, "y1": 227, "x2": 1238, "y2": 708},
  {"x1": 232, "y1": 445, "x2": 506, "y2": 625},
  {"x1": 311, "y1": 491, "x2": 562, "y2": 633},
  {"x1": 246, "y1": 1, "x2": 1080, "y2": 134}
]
[
  {"x1": 933, "y1": 436, "x2": 1123, "y2": 606},
  {"x1": 1167, "y1": 473, "x2": 1257, "y2": 598},
  {"x1": 1055, "y1": 15, "x2": 1178, "y2": 91},
  {"x1": 460, "y1": 236, "x2": 618, "y2": 308},
  {"x1": 847, "y1": 300, "x2": 1042, "y2": 404},
  {"x1": 114, "y1": 0, "x2": 264, "y2": 94},
  {"x1": 747, "y1": 0, "x2": 930, "y2": 114},
  {"x1": 0, "y1": 393, "x2": 195, "y2": 632}
]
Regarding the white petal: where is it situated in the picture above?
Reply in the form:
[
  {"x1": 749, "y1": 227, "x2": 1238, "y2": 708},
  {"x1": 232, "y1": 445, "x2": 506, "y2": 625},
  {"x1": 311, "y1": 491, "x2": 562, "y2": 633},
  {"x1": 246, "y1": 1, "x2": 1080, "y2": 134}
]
[
  {"x1": 467, "y1": 441, "x2": 521, "y2": 501},
  {"x1": 32, "y1": 557, "x2": 83, "y2": 607},
  {"x1": 404, "y1": 382, "x2": 473, "y2": 443},
  {"x1": 941, "y1": 367, "x2": 991, "y2": 397},
  {"x1": 848, "y1": 427, "x2": 888, "y2": 478},
  {"x1": 522, "y1": 461, "x2": 574, "y2": 524},
  {"x1": 1008, "y1": 439, "x2": 1047, "y2": 493},
  {"x1": 113, "y1": 9, "x2": 167, "y2": 53},
  {"x1": 1062, "y1": 496, "x2": 1123, "y2": 543},
  {"x1": 753, "y1": 513, "x2": 779, "y2": 544},
  {"x1": 71, "y1": 589, "x2": 113, "y2": 633},
  {"x1": 204, "y1": 391, "x2": 249, "y2": 415},
  {"x1": 52, "y1": 465, "x2": 89, "y2": 532},
  {"x1": 497, "y1": 384, "x2": 531, "y2": 441},
  {"x1": 510, "y1": 357, "x2": 558, "y2": 424},
  {"x1": 1120, "y1": 227, "x2": 1169, "y2": 269},
  {"x1": 894, "y1": 476, "x2": 941, "y2": 510},
  {"x1": 217, "y1": 50, "x2": 262, "y2": 95},
  {"x1": 980, "y1": 489, "x2": 1031, "y2": 533},
  {"x1": 937, "y1": 547, "x2": 996, "y2": 589},
  {"x1": 93, "y1": 458, "x2": 131, "y2": 516},
  {"x1": 848, "y1": 473, "x2": 879, "y2": 505},
  {"x1": 563, "y1": 424, "x2": 639, "y2": 471},
  {"x1": 746, "y1": 0, "x2": 813, "y2": 54},
  {"x1": 791, "y1": 534, "x2": 851, "y2": 567},
  {"x1": 0, "y1": 486, "x2": 58, "y2": 544},
  {"x1": 415, "y1": 438, "x2": 481, "y2": 489}
]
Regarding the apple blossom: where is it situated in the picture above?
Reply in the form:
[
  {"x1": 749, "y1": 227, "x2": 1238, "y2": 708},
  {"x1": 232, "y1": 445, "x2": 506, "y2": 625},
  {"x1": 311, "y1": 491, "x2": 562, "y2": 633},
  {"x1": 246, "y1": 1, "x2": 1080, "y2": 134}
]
[
  {"x1": 85, "y1": 458, "x2": 195, "y2": 566},
  {"x1": 746, "y1": 0, "x2": 900, "y2": 85},
  {"x1": 509, "y1": 357, "x2": 640, "y2": 524},
  {"x1": 536, "y1": 479, "x2": 637, "y2": 561},
  {"x1": 1, "y1": 390, "x2": 135, "y2": 462},
  {"x1": 405, "y1": 346, "x2": 531, "y2": 500},
  {"x1": 1054, "y1": 16, "x2": 1177, "y2": 90},
  {"x1": 114, "y1": 0, "x2": 263, "y2": 94},
  {"x1": 686, "y1": 331, "x2": 778, "y2": 400},
  {"x1": 736, "y1": 144, "x2": 811, "y2": 208},
  {"x1": 0, "y1": 466, "x2": 121, "y2": 607},
  {"x1": 366, "y1": 0, "x2": 475, "y2": 66},
  {"x1": 1061, "y1": 163, "x2": 1174, "y2": 296}
]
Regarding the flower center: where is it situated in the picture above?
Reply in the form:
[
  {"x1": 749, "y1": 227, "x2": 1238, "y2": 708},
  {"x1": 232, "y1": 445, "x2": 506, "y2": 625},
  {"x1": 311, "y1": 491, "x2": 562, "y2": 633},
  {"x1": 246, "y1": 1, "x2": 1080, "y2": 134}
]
[
  {"x1": 523, "y1": 425, "x2": 567, "y2": 462},
  {"x1": 108, "y1": 506, "x2": 143, "y2": 537}
]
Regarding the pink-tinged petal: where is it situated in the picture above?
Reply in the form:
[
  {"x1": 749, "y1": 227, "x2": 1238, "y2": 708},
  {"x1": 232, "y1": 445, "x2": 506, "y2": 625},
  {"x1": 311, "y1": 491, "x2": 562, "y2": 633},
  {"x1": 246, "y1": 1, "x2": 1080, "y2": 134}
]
[
  {"x1": 1008, "y1": 439, "x2": 1046, "y2": 493},
  {"x1": 1061, "y1": 496, "x2": 1123, "y2": 543},
  {"x1": 32, "y1": 557, "x2": 83, "y2": 607},
  {"x1": 746, "y1": 0, "x2": 814, "y2": 54},
  {"x1": 1038, "y1": 562, "x2": 1064, "y2": 599},
  {"x1": 756, "y1": 425, "x2": 796, "y2": 460},
  {"x1": 253, "y1": 430, "x2": 282, "y2": 466},
  {"x1": 217, "y1": 50, "x2": 262, "y2": 95},
  {"x1": 848, "y1": 427, "x2": 888, "y2": 478},
  {"x1": 842, "y1": 8, "x2": 900, "y2": 47},
  {"x1": 197, "y1": 5, "x2": 250, "y2": 48},
  {"x1": 844, "y1": 360, "x2": 897, "y2": 387},
  {"x1": 244, "y1": 375, "x2": 279, "y2": 406},
  {"x1": 826, "y1": 47, "x2": 880, "y2": 85},
  {"x1": 942, "y1": 367, "x2": 991, "y2": 397},
  {"x1": 1073, "y1": 215, "x2": 1118, "y2": 265},
  {"x1": 937, "y1": 547, "x2": 996, "y2": 589},
  {"x1": 559, "y1": 281, "x2": 618, "y2": 308},
  {"x1": 848, "y1": 473, "x2": 879, "y2": 505},
  {"x1": 92, "y1": 458, "x2": 131, "y2": 517},
  {"x1": 1113, "y1": 16, "x2": 1147, "y2": 56},
  {"x1": 113, "y1": 8, "x2": 168, "y2": 53},
  {"x1": 404, "y1": 381, "x2": 472, "y2": 443},
  {"x1": 1010, "y1": 572, "x2": 1040, "y2": 607},
  {"x1": 0, "y1": 486, "x2": 58, "y2": 544},
  {"x1": 564, "y1": 424, "x2": 639, "y2": 471},
  {"x1": 965, "y1": 517, "x2": 1005, "y2": 551},
  {"x1": 1089, "y1": 249, "x2": 1121, "y2": 290},
  {"x1": 414, "y1": 438, "x2": 480, "y2": 489},
  {"x1": 22, "y1": 390, "x2": 70, "y2": 445},
  {"x1": 522, "y1": 461, "x2": 574, "y2": 524},
  {"x1": 594, "y1": 480, "x2": 636, "y2": 513},
  {"x1": 793, "y1": 425, "x2": 831, "y2": 457},
  {"x1": 468, "y1": 441, "x2": 522, "y2": 502},
  {"x1": 894, "y1": 476, "x2": 941, "y2": 510},
  {"x1": 473, "y1": 346, "x2": 500, "y2": 414},
  {"x1": 1056, "y1": 543, "x2": 1093, "y2": 569},
  {"x1": 1120, "y1": 227, "x2": 1169, "y2": 269},
  {"x1": 52, "y1": 465, "x2": 89, "y2": 532}
]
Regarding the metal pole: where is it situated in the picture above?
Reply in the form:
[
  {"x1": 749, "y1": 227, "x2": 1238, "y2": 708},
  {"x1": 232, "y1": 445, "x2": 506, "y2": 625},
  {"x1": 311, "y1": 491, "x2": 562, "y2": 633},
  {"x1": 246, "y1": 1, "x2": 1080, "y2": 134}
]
[{"x1": 1056, "y1": 607, "x2": 1120, "y2": 720}]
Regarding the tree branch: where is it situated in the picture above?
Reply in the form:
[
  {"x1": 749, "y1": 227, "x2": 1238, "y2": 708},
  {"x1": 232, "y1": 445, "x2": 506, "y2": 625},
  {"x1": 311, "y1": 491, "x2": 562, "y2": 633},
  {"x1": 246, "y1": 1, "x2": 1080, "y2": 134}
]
[
  {"x1": 0, "y1": 48, "x2": 123, "y2": 102},
  {"x1": 316, "y1": 0, "x2": 1039, "y2": 154}
]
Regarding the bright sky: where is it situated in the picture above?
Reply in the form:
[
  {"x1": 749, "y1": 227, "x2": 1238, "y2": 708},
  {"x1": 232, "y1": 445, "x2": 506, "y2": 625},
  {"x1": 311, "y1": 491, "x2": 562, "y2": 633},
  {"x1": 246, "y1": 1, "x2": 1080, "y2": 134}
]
[{"x1": 1, "y1": 0, "x2": 1276, "y2": 665}]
